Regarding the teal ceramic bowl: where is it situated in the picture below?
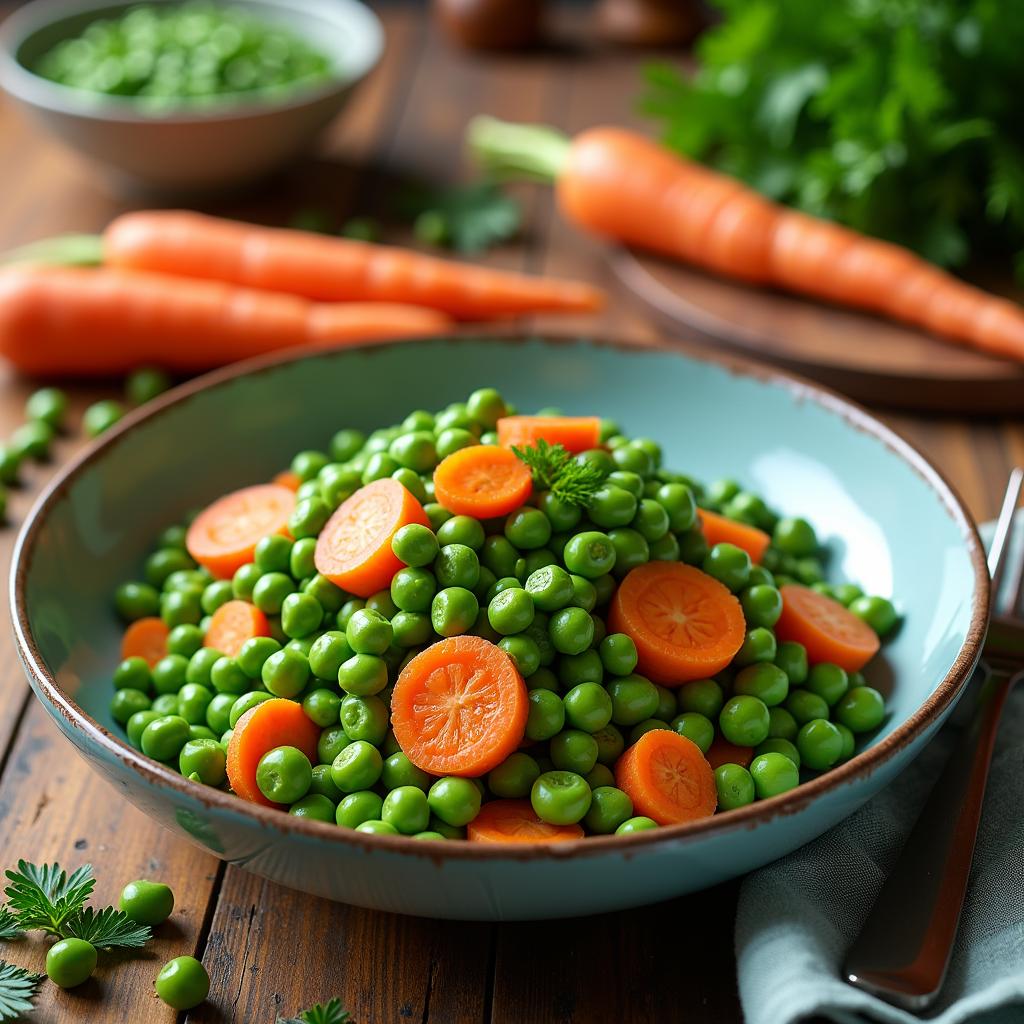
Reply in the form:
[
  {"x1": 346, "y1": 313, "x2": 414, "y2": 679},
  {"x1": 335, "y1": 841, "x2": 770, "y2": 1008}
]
[{"x1": 11, "y1": 336, "x2": 987, "y2": 920}]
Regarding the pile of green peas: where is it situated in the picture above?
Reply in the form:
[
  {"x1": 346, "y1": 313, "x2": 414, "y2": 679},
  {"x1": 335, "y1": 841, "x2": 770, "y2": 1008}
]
[
  {"x1": 34, "y1": 1, "x2": 334, "y2": 108},
  {"x1": 110, "y1": 387, "x2": 898, "y2": 839}
]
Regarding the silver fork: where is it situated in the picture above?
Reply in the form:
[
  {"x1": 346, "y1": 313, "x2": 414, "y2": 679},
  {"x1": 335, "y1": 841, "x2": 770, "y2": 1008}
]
[{"x1": 843, "y1": 468, "x2": 1024, "y2": 1010}]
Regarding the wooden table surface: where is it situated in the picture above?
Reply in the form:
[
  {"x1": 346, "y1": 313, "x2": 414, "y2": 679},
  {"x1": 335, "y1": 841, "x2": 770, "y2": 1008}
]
[{"x1": 0, "y1": 6, "x2": 1019, "y2": 1022}]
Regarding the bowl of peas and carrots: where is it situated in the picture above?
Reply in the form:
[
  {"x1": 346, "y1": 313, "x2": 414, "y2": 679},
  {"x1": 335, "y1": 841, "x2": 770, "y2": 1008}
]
[
  {"x1": 0, "y1": 0, "x2": 382, "y2": 192},
  {"x1": 11, "y1": 335, "x2": 987, "y2": 919}
]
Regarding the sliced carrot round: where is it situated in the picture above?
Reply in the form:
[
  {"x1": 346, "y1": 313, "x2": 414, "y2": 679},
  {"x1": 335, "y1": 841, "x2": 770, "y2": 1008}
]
[
  {"x1": 391, "y1": 635, "x2": 528, "y2": 777},
  {"x1": 121, "y1": 616, "x2": 170, "y2": 667},
  {"x1": 226, "y1": 698, "x2": 320, "y2": 807},
  {"x1": 433, "y1": 444, "x2": 533, "y2": 519},
  {"x1": 775, "y1": 584, "x2": 880, "y2": 672},
  {"x1": 204, "y1": 600, "x2": 270, "y2": 658},
  {"x1": 271, "y1": 469, "x2": 302, "y2": 492},
  {"x1": 467, "y1": 799, "x2": 584, "y2": 843},
  {"x1": 705, "y1": 737, "x2": 754, "y2": 770},
  {"x1": 607, "y1": 561, "x2": 746, "y2": 686},
  {"x1": 314, "y1": 478, "x2": 429, "y2": 598},
  {"x1": 698, "y1": 509, "x2": 770, "y2": 564},
  {"x1": 615, "y1": 729, "x2": 717, "y2": 825},
  {"x1": 496, "y1": 415, "x2": 601, "y2": 454},
  {"x1": 186, "y1": 483, "x2": 295, "y2": 580}
]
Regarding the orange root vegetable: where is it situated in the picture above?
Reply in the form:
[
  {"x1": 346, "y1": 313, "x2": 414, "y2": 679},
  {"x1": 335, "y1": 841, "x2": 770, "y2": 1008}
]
[
  {"x1": 0, "y1": 265, "x2": 450, "y2": 375},
  {"x1": 608, "y1": 561, "x2": 745, "y2": 685},
  {"x1": 314, "y1": 478, "x2": 429, "y2": 598},
  {"x1": 775, "y1": 584, "x2": 880, "y2": 673},
  {"x1": 470, "y1": 116, "x2": 1024, "y2": 362},
  {"x1": 467, "y1": 800, "x2": 584, "y2": 843},
  {"x1": 705, "y1": 738, "x2": 754, "y2": 771},
  {"x1": 103, "y1": 210, "x2": 606, "y2": 321},
  {"x1": 496, "y1": 415, "x2": 602, "y2": 454},
  {"x1": 390, "y1": 635, "x2": 528, "y2": 777},
  {"x1": 186, "y1": 484, "x2": 296, "y2": 580},
  {"x1": 121, "y1": 617, "x2": 170, "y2": 667},
  {"x1": 615, "y1": 729, "x2": 717, "y2": 825},
  {"x1": 432, "y1": 444, "x2": 534, "y2": 519},
  {"x1": 698, "y1": 510, "x2": 770, "y2": 564},
  {"x1": 204, "y1": 600, "x2": 270, "y2": 658},
  {"x1": 226, "y1": 698, "x2": 321, "y2": 807}
]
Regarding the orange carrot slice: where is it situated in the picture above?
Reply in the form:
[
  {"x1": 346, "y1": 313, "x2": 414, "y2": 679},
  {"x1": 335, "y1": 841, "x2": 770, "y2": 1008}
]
[
  {"x1": 186, "y1": 483, "x2": 295, "y2": 580},
  {"x1": 314, "y1": 478, "x2": 429, "y2": 598},
  {"x1": 226, "y1": 698, "x2": 320, "y2": 807},
  {"x1": 775, "y1": 584, "x2": 880, "y2": 672},
  {"x1": 204, "y1": 600, "x2": 270, "y2": 658},
  {"x1": 698, "y1": 510, "x2": 770, "y2": 564},
  {"x1": 467, "y1": 799, "x2": 584, "y2": 843},
  {"x1": 121, "y1": 617, "x2": 170, "y2": 667},
  {"x1": 433, "y1": 445, "x2": 533, "y2": 519},
  {"x1": 615, "y1": 730, "x2": 717, "y2": 825},
  {"x1": 496, "y1": 415, "x2": 601, "y2": 454},
  {"x1": 272, "y1": 469, "x2": 302, "y2": 492},
  {"x1": 705, "y1": 738, "x2": 754, "y2": 770},
  {"x1": 607, "y1": 561, "x2": 746, "y2": 686},
  {"x1": 391, "y1": 635, "x2": 528, "y2": 777}
]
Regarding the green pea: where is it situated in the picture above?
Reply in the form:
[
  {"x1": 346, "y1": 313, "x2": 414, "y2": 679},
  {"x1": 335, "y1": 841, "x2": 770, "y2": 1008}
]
[
  {"x1": 750, "y1": 751, "x2": 800, "y2": 799},
  {"x1": 487, "y1": 587, "x2": 535, "y2": 635},
  {"x1": 119, "y1": 879, "x2": 174, "y2": 926},
  {"x1": 676, "y1": 678, "x2": 724, "y2": 719},
  {"x1": 336, "y1": 599, "x2": 366, "y2": 630},
  {"x1": 345, "y1": 608, "x2": 392, "y2": 655},
  {"x1": 231, "y1": 563, "x2": 261, "y2": 601},
  {"x1": 111, "y1": 687, "x2": 152, "y2": 725},
  {"x1": 786, "y1": 688, "x2": 830, "y2": 725},
  {"x1": 678, "y1": 527, "x2": 710, "y2": 566},
  {"x1": 607, "y1": 528, "x2": 649, "y2": 575},
  {"x1": 616, "y1": 815, "x2": 659, "y2": 834},
  {"x1": 584, "y1": 786, "x2": 633, "y2": 834},
  {"x1": 0, "y1": 445, "x2": 20, "y2": 485},
  {"x1": 288, "y1": 793, "x2": 335, "y2": 822},
  {"x1": 607, "y1": 674, "x2": 659, "y2": 726},
  {"x1": 335, "y1": 790, "x2": 384, "y2": 829},
  {"x1": 550, "y1": 729, "x2": 599, "y2": 775},
  {"x1": 481, "y1": 535, "x2": 518, "y2": 578},
  {"x1": 774, "y1": 641, "x2": 808, "y2": 685},
  {"x1": 114, "y1": 581, "x2": 161, "y2": 621},
  {"x1": 83, "y1": 400, "x2": 124, "y2": 438},
  {"x1": 563, "y1": 682, "x2": 613, "y2": 733},
  {"x1": 592, "y1": 723, "x2": 625, "y2": 764},
  {"x1": 464, "y1": 387, "x2": 507, "y2": 427},
  {"x1": 179, "y1": 738, "x2": 226, "y2": 785},
  {"x1": 741, "y1": 585, "x2": 783, "y2": 629},
  {"x1": 338, "y1": 653, "x2": 388, "y2": 696},
  {"x1": 431, "y1": 587, "x2": 478, "y2": 638},
  {"x1": 381, "y1": 752, "x2": 432, "y2": 792},
  {"x1": 548, "y1": 607, "x2": 594, "y2": 656},
  {"x1": 525, "y1": 687, "x2": 564, "y2": 741},
  {"x1": 235, "y1": 636, "x2": 280, "y2": 679},
  {"x1": 504, "y1": 507, "x2": 551, "y2": 550},
  {"x1": 262, "y1": 647, "x2": 310, "y2": 698},
  {"x1": 522, "y1": 563, "x2": 572, "y2": 612},
  {"x1": 254, "y1": 534, "x2": 292, "y2": 574},
  {"x1": 702, "y1": 542, "x2": 752, "y2": 592},
  {"x1": 317, "y1": 726, "x2": 350, "y2": 765},
  {"x1": 229, "y1": 691, "x2": 273, "y2": 728},
  {"x1": 773, "y1": 517, "x2": 818, "y2": 556},
  {"x1": 735, "y1": 627, "x2": 777, "y2": 666},
  {"x1": 806, "y1": 663, "x2": 849, "y2": 706},
  {"x1": 734, "y1": 662, "x2": 789, "y2": 707},
  {"x1": 252, "y1": 572, "x2": 294, "y2": 615},
  {"x1": 428, "y1": 776, "x2": 481, "y2": 827},
  {"x1": 714, "y1": 763, "x2": 755, "y2": 810},
  {"x1": 558, "y1": 649, "x2": 603, "y2": 689},
  {"x1": 151, "y1": 694, "x2": 179, "y2": 716},
  {"x1": 308, "y1": 764, "x2": 343, "y2": 803},
  {"x1": 141, "y1": 714, "x2": 190, "y2": 761},
  {"x1": 850, "y1": 595, "x2": 898, "y2": 637},
  {"x1": 113, "y1": 656, "x2": 152, "y2": 692},
  {"x1": 25, "y1": 386, "x2": 67, "y2": 429},
  {"x1": 331, "y1": 740, "x2": 382, "y2": 793},
  {"x1": 655, "y1": 483, "x2": 697, "y2": 532},
  {"x1": 767, "y1": 706, "x2": 799, "y2": 741},
  {"x1": 177, "y1": 682, "x2": 212, "y2": 725},
  {"x1": 719, "y1": 695, "x2": 770, "y2": 747},
  {"x1": 487, "y1": 752, "x2": 540, "y2": 798},
  {"x1": 155, "y1": 956, "x2": 209, "y2": 1011},
  {"x1": 47, "y1": 937, "x2": 97, "y2": 989},
  {"x1": 435, "y1": 515, "x2": 485, "y2": 551},
  {"x1": 588, "y1": 485, "x2": 637, "y2": 529},
  {"x1": 531, "y1": 770, "x2": 592, "y2": 825},
  {"x1": 434, "y1": 543, "x2": 480, "y2": 590},
  {"x1": 288, "y1": 496, "x2": 330, "y2": 539},
  {"x1": 835, "y1": 686, "x2": 885, "y2": 733},
  {"x1": 330, "y1": 428, "x2": 364, "y2": 462},
  {"x1": 126, "y1": 710, "x2": 160, "y2": 749},
  {"x1": 339, "y1": 694, "x2": 388, "y2": 746},
  {"x1": 671, "y1": 712, "x2": 714, "y2": 753},
  {"x1": 205, "y1": 693, "x2": 235, "y2": 735}
]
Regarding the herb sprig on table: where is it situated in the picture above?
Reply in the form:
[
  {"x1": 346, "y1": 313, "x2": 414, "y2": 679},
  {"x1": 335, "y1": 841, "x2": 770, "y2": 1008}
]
[
  {"x1": 278, "y1": 997, "x2": 352, "y2": 1024},
  {"x1": 643, "y1": 0, "x2": 1024, "y2": 274},
  {"x1": 0, "y1": 962, "x2": 42, "y2": 1023}
]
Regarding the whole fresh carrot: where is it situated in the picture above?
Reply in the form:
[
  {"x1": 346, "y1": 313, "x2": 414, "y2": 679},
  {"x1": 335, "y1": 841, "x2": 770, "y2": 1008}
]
[
  {"x1": 0, "y1": 265, "x2": 451, "y2": 375},
  {"x1": 103, "y1": 210, "x2": 605, "y2": 320},
  {"x1": 470, "y1": 117, "x2": 1024, "y2": 362}
]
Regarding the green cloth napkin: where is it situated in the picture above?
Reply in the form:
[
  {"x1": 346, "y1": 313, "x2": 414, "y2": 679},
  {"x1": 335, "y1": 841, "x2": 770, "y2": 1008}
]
[{"x1": 735, "y1": 520, "x2": 1024, "y2": 1024}]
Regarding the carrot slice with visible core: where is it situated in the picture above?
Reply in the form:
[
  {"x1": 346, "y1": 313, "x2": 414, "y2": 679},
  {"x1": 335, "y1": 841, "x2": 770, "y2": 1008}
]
[
  {"x1": 121, "y1": 617, "x2": 170, "y2": 667},
  {"x1": 467, "y1": 799, "x2": 584, "y2": 843},
  {"x1": 204, "y1": 600, "x2": 270, "y2": 658},
  {"x1": 608, "y1": 561, "x2": 746, "y2": 686},
  {"x1": 433, "y1": 445, "x2": 533, "y2": 519},
  {"x1": 272, "y1": 469, "x2": 301, "y2": 492},
  {"x1": 615, "y1": 729, "x2": 717, "y2": 825},
  {"x1": 186, "y1": 483, "x2": 295, "y2": 580},
  {"x1": 314, "y1": 478, "x2": 429, "y2": 598},
  {"x1": 775, "y1": 584, "x2": 880, "y2": 672},
  {"x1": 496, "y1": 415, "x2": 601, "y2": 454},
  {"x1": 226, "y1": 698, "x2": 320, "y2": 807},
  {"x1": 698, "y1": 510, "x2": 770, "y2": 564},
  {"x1": 705, "y1": 738, "x2": 754, "y2": 770},
  {"x1": 391, "y1": 635, "x2": 528, "y2": 777}
]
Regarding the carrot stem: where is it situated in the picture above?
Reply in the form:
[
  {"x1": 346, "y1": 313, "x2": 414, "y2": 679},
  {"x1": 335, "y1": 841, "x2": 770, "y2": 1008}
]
[{"x1": 467, "y1": 116, "x2": 570, "y2": 184}]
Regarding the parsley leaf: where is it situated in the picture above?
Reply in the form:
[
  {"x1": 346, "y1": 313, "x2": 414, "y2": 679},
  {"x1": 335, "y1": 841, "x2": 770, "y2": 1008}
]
[
  {"x1": 512, "y1": 440, "x2": 607, "y2": 509},
  {"x1": 0, "y1": 911, "x2": 22, "y2": 942},
  {"x1": 0, "y1": 961, "x2": 42, "y2": 1023},
  {"x1": 403, "y1": 181, "x2": 521, "y2": 254},
  {"x1": 62, "y1": 906, "x2": 151, "y2": 951},
  {"x1": 277, "y1": 997, "x2": 352, "y2": 1024},
  {"x1": 4, "y1": 862, "x2": 94, "y2": 938}
]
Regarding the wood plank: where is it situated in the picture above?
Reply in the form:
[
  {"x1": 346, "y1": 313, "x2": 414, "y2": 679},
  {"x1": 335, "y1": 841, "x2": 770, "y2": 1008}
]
[
  {"x1": 0, "y1": 702, "x2": 221, "y2": 1023},
  {"x1": 188, "y1": 869, "x2": 492, "y2": 1024}
]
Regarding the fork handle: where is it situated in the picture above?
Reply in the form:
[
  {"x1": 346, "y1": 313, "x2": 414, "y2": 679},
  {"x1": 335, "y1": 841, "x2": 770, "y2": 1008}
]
[{"x1": 842, "y1": 671, "x2": 1012, "y2": 1010}]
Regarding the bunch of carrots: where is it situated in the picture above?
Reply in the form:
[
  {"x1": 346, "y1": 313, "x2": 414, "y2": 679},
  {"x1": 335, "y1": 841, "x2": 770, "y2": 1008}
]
[{"x1": 0, "y1": 211, "x2": 605, "y2": 376}]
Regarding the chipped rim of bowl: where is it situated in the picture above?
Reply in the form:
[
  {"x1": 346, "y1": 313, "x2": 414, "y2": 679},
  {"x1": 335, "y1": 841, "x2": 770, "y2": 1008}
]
[
  {"x1": 10, "y1": 332, "x2": 989, "y2": 862},
  {"x1": 0, "y1": 0, "x2": 383, "y2": 125}
]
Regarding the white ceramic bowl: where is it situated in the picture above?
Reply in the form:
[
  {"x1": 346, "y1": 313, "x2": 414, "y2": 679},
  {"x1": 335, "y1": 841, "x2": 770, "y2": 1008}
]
[{"x1": 0, "y1": 0, "x2": 383, "y2": 193}]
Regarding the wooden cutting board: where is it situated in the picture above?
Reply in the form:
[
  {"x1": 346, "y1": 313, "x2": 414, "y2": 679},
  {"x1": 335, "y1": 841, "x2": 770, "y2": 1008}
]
[{"x1": 612, "y1": 247, "x2": 1024, "y2": 413}]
